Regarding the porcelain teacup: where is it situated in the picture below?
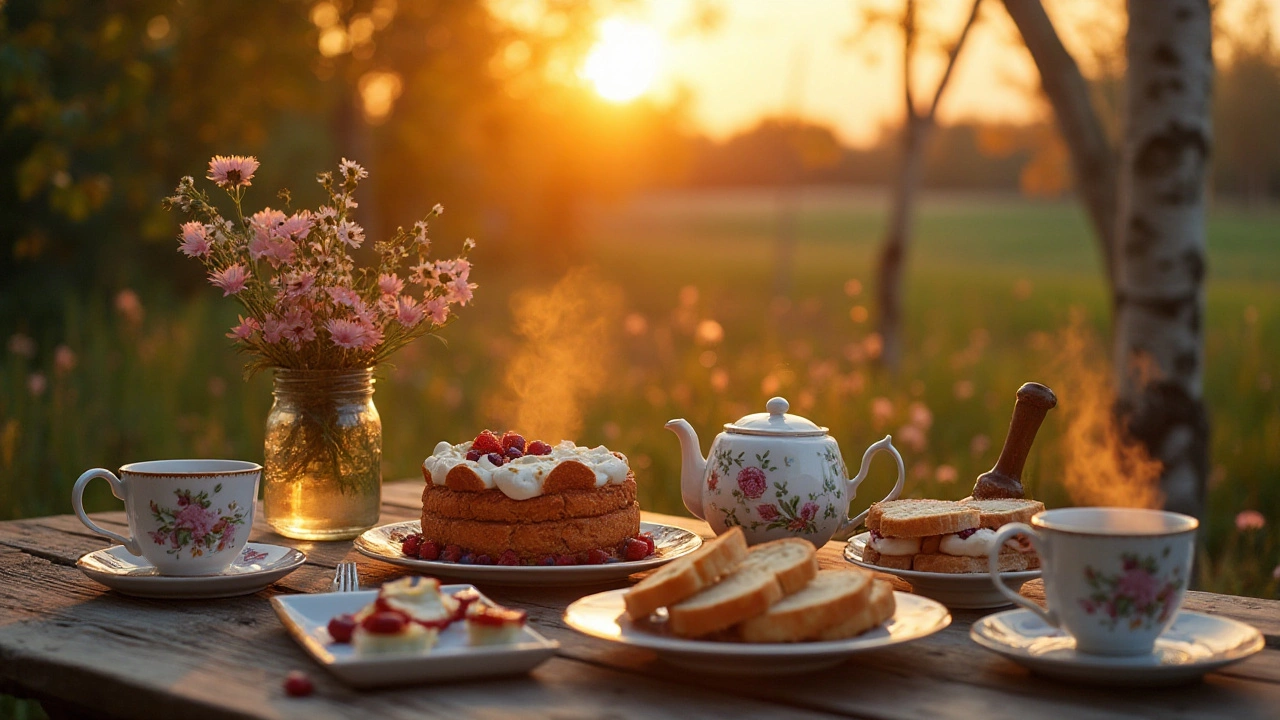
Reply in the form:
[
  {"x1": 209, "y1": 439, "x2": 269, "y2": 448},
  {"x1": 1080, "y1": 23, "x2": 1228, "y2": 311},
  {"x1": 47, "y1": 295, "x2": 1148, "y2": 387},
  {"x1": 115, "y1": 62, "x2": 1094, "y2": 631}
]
[
  {"x1": 988, "y1": 507, "x2": 1197, "y2": 656},
  {"x1": 72, "y1": 459, "x2": 261, "y2": 576}
]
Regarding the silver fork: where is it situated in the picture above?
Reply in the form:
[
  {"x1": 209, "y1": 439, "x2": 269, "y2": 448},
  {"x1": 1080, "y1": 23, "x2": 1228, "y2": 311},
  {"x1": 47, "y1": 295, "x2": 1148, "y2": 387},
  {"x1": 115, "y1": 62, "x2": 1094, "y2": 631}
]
[{"x1": 331, "y1": 561, "x2": 359, "y2": 592}]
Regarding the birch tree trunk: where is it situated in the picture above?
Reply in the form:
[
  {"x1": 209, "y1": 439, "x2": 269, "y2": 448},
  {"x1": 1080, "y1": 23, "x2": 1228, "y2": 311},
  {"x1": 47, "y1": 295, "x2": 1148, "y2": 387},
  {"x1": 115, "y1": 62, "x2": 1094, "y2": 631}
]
[
  {"x1": 876, "y1": 116, "x2": 928, "y2": 370},
  {"x1": 1113, "y1": 0, "x2": 1213, "y2": 517}
]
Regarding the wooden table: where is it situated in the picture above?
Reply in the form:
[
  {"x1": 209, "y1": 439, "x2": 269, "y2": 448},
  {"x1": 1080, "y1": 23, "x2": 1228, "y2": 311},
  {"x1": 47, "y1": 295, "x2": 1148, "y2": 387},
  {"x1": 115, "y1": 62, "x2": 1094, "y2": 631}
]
[{"x1": 1, "y1": 481, "x2": 1277, "y2": 720}]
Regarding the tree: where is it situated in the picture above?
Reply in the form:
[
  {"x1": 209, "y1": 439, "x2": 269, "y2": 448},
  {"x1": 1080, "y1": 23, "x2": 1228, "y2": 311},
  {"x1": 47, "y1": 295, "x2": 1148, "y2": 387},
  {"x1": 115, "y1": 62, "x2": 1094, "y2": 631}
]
[
  {"x1": 866, "y1": 0, "x2": 984, "y2": 370},
  {"x1": 1003, "y1": 0, "x2": 1212, "y2": 517}
]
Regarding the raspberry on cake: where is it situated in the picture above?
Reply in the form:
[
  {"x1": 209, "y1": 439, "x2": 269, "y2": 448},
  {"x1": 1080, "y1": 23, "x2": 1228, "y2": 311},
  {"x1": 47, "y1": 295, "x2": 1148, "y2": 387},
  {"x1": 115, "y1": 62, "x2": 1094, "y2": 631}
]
[{"x1": 419, "y1": 431, "x2": 642, "y2": 563}]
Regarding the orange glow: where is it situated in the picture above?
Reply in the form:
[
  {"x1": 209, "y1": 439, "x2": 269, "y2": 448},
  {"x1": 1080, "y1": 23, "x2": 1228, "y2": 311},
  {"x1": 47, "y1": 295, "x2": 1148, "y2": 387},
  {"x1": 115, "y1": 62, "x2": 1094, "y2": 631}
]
[{"x1": 581, "y1": 18, "x2": 663, "y2": 103}]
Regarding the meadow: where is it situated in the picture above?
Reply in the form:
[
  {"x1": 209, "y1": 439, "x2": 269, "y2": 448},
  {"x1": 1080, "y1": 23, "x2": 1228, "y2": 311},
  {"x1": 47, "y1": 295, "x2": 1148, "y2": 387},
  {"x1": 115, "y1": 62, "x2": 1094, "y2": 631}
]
[{"x1": 2, "y1": 188, "x2": 1276, "y2": 598}]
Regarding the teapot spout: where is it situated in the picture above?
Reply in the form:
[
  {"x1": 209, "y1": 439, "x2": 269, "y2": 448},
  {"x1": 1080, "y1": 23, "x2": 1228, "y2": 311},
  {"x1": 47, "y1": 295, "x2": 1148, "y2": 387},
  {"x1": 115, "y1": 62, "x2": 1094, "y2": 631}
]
[{"x1": 664, "y1": 419, "x2": 708, "y2": 520}]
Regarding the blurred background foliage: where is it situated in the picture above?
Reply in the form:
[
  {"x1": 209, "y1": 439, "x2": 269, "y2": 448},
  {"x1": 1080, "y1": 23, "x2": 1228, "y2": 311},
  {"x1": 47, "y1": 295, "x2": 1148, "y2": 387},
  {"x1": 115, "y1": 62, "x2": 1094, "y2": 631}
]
[{"x1": 0, "y1": 0, "x2": 1277, "y2": 611}]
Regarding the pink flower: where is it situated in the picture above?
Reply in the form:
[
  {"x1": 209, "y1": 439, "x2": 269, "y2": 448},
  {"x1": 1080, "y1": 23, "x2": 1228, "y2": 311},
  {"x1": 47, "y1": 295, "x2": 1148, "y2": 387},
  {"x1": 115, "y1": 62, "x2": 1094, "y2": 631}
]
[
  {"x1": 1117, "y1": 567, "x2": 1159, "y2": 609},
  {"x1": 226, "y1": 315, "x2": 260, "y2": 341},
  {"x1": 175, "y1": 503, "x2": 216, "y2": 540},
  {"x1": 757, "y1": 503, "x2": 779, "y2": 521},
  {"x1": 378, "y1": 273, "x2": 404, "y2": 296},
  {"x1": 277, "y1": 211, "x2": 312, "y2": 239},
  {"x1": 336, "y1": 220, "x2": 364, "y2": 248},
  {"x1": 26, "y1": 373, "x2": 46, "y2": 397},
  {"x1": 207, "y1": 155, "x2": 259, "y2": 189},
  {"x1": 424, "y1": 296, "x2": 450, "y2": 324},
  {"x1": 210, "y1": 264, "x2": 250, "y2": 296},
  {"x1": 800, "y1": 501, "x2": 819, "y2": 521},
  {"x1": 54, "y1": 345, "x2": 76, "y2": 374},
  {"x1": 1236, "y1": 510, "x2": 1265, "y2": 531},
  {"x1": 708, "y1": 471, "x2": 719, "y2": 492},
  {"x1": 445, "y1": 276, "x2": 476, "y2": 306},
  {"x1": 395, "y1": 296, "x2": 425, "y2": 327},
  {"x1": 736, "y1": 467, "x2": 767, "y2": 500},
  {"x1": 262, "y1": 316, "x2": 286, "y2": 344},
  {"x1": 326, "y1": 318, "x2": 368, "y2": 349},
  {"x1": 178, "y1": 222, "x2": 211, "y2": 257},
  {"x1": 249, "y1": 208, "x2": 287, "y2": 241},
  {"x1": 788, "y1": 518, "x2": 806, "y2": 531},
  {"x1": 115, "y1": 289, "x2": 144, "y2": 325},
  {"x1": 284, "y1": 271, "x2": 316, "y2": 298},
  {"x1": 327, "y1": 286, "x2": 362, "y2": 308}
]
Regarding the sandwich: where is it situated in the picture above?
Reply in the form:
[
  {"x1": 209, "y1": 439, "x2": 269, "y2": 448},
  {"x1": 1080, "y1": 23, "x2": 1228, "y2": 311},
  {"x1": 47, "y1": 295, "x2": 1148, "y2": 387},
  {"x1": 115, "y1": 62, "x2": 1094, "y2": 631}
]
[{"x1": 862, "y1": 498, "x2": 1043, "y2": 573}]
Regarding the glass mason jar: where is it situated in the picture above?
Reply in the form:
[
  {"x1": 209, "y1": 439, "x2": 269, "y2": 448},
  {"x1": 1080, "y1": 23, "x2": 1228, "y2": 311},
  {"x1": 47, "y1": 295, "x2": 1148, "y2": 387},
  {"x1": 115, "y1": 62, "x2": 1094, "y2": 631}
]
[{"x1": 263, "y1": 368, "x2": 382, "y2": 540}]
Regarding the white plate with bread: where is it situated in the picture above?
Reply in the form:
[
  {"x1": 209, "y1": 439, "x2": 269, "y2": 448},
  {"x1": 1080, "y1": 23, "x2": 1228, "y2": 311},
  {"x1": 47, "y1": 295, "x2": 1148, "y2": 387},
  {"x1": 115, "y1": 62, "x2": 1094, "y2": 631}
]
[
  {"x1": 565, "y1": 528, "x2": 951, "y2": 674},
  {"x1": 844, "y1": 498, "x2": 1043, "y2": 609}
]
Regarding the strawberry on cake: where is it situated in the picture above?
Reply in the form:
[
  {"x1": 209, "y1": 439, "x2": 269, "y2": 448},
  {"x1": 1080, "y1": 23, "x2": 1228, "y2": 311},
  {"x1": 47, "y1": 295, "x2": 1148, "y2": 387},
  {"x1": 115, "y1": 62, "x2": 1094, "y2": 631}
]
[{"x1": 409, "y1": 430, "x2": 647, "y2": 565}]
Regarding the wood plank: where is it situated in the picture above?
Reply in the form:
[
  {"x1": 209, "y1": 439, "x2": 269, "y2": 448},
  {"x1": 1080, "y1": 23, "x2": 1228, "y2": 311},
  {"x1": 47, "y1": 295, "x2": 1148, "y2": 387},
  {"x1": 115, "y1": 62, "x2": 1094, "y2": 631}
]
[{"x1": 0, "y1": 545, "x2": 860, "y2": 720}]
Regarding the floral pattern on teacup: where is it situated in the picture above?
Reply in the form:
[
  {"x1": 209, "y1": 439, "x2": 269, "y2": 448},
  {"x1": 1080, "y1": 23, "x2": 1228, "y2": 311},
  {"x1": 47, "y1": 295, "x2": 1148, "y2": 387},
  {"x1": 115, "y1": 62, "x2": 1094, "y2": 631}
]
[
  {"x1": 1079, "y1": 548, "x2": 1184, "y2": 631},
  {"x1": 241, "y1": 547, "x2": 269, "y2": 564},
  {"x1": 148, "y1": 485, "x2": 248, "y2": 559}
]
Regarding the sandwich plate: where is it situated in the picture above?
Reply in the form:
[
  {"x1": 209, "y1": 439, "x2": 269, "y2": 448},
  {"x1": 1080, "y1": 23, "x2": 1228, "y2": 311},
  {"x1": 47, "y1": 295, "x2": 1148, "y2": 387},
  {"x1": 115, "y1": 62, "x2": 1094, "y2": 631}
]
[
  {"x1": 271, "y1": 585, "x2": 559, "y2": 688},
  {"x1": 844, "y1": 532, "x2": 1040, "y2": 609},
  {"x1": 354, "y1": 520, "x2": 703, "y2": 586},
  {"x1": 563, "y1": 588, "x2": 950, "y2": 675}
]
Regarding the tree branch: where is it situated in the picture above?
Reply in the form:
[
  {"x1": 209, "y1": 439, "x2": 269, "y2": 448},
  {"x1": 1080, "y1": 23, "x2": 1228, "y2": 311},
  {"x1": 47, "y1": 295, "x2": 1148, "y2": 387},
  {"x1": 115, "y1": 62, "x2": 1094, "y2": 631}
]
[
  {"x1": 1002, "y1": 0, "x2": 1118, "y2": 286},
  {"x1": 903, "y1": 0, "x2": 918, "y2": 119},
  {"x1": 926, "y1": 0, "x2": 984, "y2": 122}
]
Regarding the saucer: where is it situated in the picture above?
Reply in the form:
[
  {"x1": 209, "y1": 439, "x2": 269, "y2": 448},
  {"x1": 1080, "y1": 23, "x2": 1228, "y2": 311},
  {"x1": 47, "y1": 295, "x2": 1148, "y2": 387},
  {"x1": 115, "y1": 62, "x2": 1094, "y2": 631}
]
[
  {"x1": 564, "y1": 588, "x2": 950, "y2": 675},
  {"x1": 77, "y1": 542, "x2": 306, "y2": 599},
  {"x1": 272, "y1": 585, "x2": 558, "y2": 688},
  {"x1": 970, "y1": 608, "x2": 1265, "y2": 686},
  {"x1": 355, "y1": 520, "x2": 703, "y2": 586},
  {"x1": 844, "y1": 532, "x2": 1040, "y2": 609}
]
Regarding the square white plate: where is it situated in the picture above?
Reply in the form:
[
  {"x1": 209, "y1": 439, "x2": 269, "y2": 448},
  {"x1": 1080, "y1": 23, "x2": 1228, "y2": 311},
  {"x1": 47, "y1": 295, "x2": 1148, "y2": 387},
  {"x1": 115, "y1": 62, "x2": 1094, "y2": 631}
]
[{"x1": 271, "y1": 585, "x2": 559, "y2": 688}]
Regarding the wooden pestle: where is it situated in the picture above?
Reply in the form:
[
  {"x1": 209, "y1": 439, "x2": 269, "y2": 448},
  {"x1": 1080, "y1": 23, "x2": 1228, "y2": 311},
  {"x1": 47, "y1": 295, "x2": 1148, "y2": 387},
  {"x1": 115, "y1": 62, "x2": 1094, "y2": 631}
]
[{"x1": 972, "y1": 382, "x2": 1058, "y2": 500}]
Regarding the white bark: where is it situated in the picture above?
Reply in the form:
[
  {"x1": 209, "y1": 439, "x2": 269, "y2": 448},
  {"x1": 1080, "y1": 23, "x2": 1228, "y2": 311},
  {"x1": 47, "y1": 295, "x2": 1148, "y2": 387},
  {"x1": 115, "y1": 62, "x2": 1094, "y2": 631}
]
[{"x1": 1114, "y1": 0, "x2": 1213, "y2": 517}]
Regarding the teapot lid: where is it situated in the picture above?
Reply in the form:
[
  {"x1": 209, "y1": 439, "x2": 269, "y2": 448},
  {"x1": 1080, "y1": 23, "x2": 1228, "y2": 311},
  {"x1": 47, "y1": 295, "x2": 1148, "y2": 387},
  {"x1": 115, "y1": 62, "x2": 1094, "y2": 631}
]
[{"x1": 724, "y1": 397, "x2": 828, "y2": 437}]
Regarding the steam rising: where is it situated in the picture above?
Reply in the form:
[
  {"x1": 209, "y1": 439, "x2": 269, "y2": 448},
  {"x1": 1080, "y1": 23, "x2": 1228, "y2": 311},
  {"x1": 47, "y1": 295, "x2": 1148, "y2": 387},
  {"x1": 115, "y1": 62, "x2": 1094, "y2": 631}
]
[
  {"x1": 500, "y1": 269, "x2": 621, "y2": 443},
  {"x1": 1053, "y1": 316, "x2": 1164, "y2": 508}
]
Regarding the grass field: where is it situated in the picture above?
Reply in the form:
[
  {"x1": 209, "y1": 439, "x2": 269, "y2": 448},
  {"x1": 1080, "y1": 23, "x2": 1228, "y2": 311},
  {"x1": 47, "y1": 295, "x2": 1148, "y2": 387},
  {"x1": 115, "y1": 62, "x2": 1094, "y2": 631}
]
[{"x1": 2, "y1": 188, "x2": 1276, "y2": 598}]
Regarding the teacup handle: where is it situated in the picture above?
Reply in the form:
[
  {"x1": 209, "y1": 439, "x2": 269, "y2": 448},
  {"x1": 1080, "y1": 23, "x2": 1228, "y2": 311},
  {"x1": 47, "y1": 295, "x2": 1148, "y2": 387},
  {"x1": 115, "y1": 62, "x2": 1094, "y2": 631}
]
[
  {"x1": 842, "y1": 435, "x2": 905, "y2": 534},
  {"x1": 989, "y1": 523, "x2": 1056, "y2": 625},
  {"x1": 72, "y1": 468, "x2": 142, "y2": 555}
]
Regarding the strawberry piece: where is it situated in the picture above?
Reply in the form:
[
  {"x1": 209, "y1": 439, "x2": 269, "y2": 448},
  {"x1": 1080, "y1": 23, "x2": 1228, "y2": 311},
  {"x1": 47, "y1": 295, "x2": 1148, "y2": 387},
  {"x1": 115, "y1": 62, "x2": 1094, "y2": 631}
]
[
  {"x1": 501, "y1": 431, "x2": 526, "y2": 452},
  {"x1": 417, "y1": 539, "x2": 441, "y2": 561},
  {"x1": 401, "y1": 534, "x2": 422, "y2": 557},
  {"x1": 623, "y1": 537, "x2": 650, "y2": 562},
  {"x1": 471, "y1": 430, "x2": 502, "y2": 455},
  {"x1": 327, "y1": 614, "x2": 357, "y2": 643},
  {"x1": 283, "y1": 670, "x2": 314, "y2": 697},
  {"x1": 497, "y1": 549, "x2": 520, "y2": 566},
  {"x1": 362, "y1": 610, "x2": 409, "y2": 635},
  {"x1": 441, "y1": 544, "x2": 463, "y2": 563},
  {"x1": 586, "y1": 548, "x2": 610, "y2": 565},
  {"x1": 637, "y1": 533, "x2": 656, "y2": 555},
  {"x1": 526, "y1": 440, "x2": 553, "y2": 456}
]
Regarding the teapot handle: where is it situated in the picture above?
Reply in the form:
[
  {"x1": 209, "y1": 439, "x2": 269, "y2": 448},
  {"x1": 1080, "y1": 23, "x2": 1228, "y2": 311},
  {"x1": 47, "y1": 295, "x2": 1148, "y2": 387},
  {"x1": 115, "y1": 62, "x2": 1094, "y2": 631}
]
[{"x1": 837, "y1": 436, "x2": 905, "y2": 539}]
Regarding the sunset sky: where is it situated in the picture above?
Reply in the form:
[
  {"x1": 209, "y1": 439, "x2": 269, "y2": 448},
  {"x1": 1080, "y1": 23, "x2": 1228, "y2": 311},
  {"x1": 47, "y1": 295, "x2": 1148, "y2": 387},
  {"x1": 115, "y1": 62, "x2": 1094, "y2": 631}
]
[{"x1": 560, "y1": 0, "x2": 1280, "y2": 147}]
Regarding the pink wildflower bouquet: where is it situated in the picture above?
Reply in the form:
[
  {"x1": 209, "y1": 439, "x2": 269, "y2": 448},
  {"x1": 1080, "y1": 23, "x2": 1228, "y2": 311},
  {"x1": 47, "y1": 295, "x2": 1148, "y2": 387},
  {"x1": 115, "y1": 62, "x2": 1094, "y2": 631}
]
[{"x1": 163, "y1": 155, "x2": 476, "y2": 374}]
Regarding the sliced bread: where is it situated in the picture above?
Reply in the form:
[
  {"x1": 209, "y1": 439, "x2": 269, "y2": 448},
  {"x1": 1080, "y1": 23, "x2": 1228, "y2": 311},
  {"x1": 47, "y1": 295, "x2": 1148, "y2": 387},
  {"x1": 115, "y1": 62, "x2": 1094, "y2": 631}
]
[
  {"x1": 913, "y1": 551, "x2": 1029, "y2": 574},
  {"x1": 667, "y1": 567, "x2": 783, "y2": 638},
  {"x1": 736, "y1": 538, "x2": 819, "y2": 594},
  {"x1": 815, "y1": 579, "x2": 896, "y2": 641},
  {"x1": 867, "y1": 499, "x2": 980, "y2": 538},
  {"x1": 737, "y1": 569, "x2": 874, "y2": 643},
  {"x1": 959, "y1": 498, "x2": 1046, "y2": 528},
  {"x1": 623, "y1": 526, "x2": 748, "y2": 620},
  {"x1": 860, "y1": 545, "x2": 913, "y2": 571}
]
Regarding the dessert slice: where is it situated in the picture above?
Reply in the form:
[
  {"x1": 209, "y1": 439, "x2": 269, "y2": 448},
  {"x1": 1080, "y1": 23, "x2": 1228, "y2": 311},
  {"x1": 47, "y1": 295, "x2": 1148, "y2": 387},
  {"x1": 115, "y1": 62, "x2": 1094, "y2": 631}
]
[
  {"x1": 624, "y1": 526, "x2": 748, "y2": 621},
  {"x1": 352, "y1": 610, "x2": 438, "y2": 656},
  {"x1": 862, "y1": 499, "x2": 980, "y2": 571},
  {"x1": 814, "y1": 579, "x2": 897, "y2": 641},
  {"x1": 374, "y1": 576, "x2": 459, "y2": 630},
  {"x1": 465, "y1": 603, "x2": 528, "y2": 646},
  {"x1": 736, "y1": 569, "x2": 874, "y2": 643},
  {"x1": 666, "y1": 566, "x2": 783, "y2": 638},
  {"x1": 736, "y1": 537, "x2": 819, "y2": 594}
]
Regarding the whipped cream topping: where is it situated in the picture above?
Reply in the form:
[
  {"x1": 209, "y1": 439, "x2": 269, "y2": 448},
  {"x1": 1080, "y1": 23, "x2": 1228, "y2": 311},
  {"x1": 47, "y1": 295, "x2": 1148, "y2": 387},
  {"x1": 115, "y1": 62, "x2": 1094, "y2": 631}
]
[
  {"x1": 422, "y1": 439, "x2": 630, "y2": 501},
  {"x1": 940, "y1": 528, "x2": 999, "y2": 557},
  {"x1": 869, "y1": 532, "x2": 922, "y2": 556},
  {"x1": 378, "y1": 576, "x2": 458, "y2": 625}
]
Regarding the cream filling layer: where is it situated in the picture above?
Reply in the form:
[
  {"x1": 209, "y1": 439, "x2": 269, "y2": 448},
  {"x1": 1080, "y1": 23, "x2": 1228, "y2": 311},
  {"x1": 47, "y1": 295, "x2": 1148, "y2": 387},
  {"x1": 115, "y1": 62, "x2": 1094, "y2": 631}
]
[
  {"x1": 422, "y1": 439, "x2": 630, "y2": 501},
  {"x1": 869, "y1": 535, "x2": 921, "y2": 556}
]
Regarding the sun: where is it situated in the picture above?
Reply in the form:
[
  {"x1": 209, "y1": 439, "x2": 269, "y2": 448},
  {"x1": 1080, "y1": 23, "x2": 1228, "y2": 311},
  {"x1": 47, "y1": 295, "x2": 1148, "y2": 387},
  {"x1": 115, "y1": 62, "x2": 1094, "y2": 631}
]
[{"x1": 581, "y1": 17, "x2": 663, "y2": 103}]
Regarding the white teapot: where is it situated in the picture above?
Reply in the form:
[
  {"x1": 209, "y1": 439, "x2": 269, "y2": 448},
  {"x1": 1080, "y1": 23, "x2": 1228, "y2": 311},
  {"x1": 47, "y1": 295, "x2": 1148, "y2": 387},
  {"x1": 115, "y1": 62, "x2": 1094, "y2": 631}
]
[{"x1": 666, "y1": 397, "x2": 904, "y2": 546}]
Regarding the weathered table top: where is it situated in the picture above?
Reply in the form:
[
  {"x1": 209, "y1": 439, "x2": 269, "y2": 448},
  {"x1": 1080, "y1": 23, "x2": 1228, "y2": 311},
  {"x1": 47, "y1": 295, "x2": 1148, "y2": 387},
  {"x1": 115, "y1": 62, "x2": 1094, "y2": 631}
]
[{"x1": 1, "y1": 481, "x2": 1277, "y2": 720}]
